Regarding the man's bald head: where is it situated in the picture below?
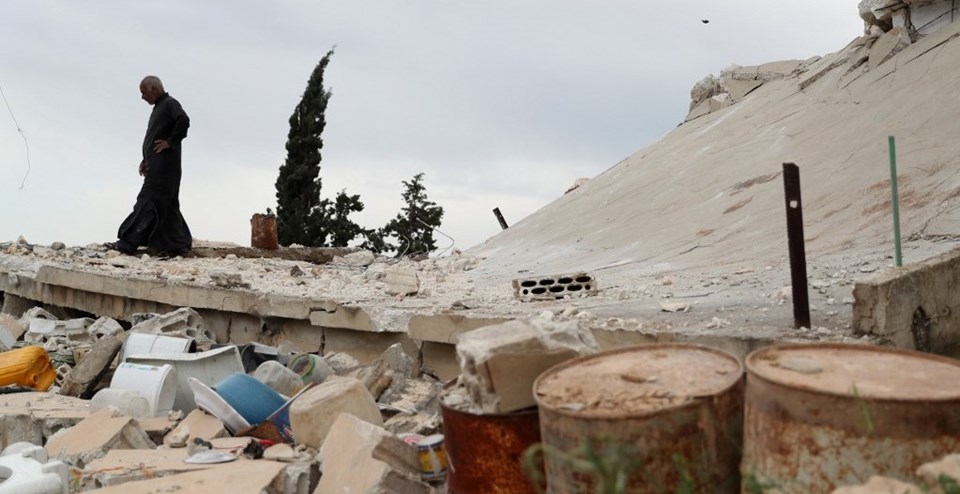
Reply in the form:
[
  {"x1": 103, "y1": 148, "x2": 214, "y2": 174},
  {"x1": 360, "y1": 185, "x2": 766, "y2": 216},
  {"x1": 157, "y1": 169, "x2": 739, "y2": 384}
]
[
  {"x1": 139, "y1": 76, "x2": 165, "y2": 105},
  {"x1": 140, "y1": 76, "x2": 164, "y2": 92}
]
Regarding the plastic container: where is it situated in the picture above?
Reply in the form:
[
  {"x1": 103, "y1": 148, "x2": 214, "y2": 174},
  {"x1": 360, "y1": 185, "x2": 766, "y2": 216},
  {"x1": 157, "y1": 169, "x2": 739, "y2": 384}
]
[
  {"x1": 121, "y1": 333, "x2": 195, "y2": 362},
  {"x1": 126, "y1": 346, "x2": 245, "y2": 412},
  {"x1": 90, "y1": 389, "x2": 151, "y2": 419},
  {"x1": 188, "y1": 377, "x2": 251, "y2": 435},
  {"x1": 287, "y1": 353, "x2": 334, "y2": 385},
  {"x1": 0, "y1": 442, "x2": 69, "y2": 494},
  {"x1": 0, "y1": 346, "x2": 56, "y2": 391},
  {"x1": 109, "y1": 362, "x2": 178, "y2": 417},
  {"x1": 214, "y1": 373, "x2": 286, "y2": 426},
  {"x1": 252, "y1": 360, "x2": 303, "y2": 397}
]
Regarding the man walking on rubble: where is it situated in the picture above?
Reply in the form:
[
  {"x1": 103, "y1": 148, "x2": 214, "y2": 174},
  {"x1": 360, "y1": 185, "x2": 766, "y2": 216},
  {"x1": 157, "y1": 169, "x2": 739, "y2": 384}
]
[{"x1": 105, "y1": 75, "x2": 192, "y2": 256}]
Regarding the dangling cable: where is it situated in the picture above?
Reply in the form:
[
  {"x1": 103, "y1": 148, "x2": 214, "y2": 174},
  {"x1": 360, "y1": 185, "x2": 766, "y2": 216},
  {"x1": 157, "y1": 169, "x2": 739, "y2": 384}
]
[{"x1": 0, "y1": 82, "x2": 31, "y2": 189}]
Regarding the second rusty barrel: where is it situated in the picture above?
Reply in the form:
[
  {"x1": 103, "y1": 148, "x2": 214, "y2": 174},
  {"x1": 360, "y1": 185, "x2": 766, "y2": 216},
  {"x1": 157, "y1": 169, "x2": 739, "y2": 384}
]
[
  {"x1": 534, "y1": 344, "x2": 744, "y2": 493},
  {"x1": 743, "y1": 343, "x2": 960, "y2": 492}
]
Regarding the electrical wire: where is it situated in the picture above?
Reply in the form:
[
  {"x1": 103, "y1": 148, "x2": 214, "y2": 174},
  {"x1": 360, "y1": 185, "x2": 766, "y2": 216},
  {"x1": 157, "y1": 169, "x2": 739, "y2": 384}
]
[{"x1": 0, "y1": 82, "x2": 31, "y2": 189}]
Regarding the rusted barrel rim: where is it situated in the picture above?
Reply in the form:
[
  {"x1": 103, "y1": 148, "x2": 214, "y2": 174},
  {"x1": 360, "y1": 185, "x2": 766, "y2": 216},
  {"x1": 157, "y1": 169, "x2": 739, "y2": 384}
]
[
  {"x1": 746, "y1": 342, "x2": 960, "y2": 403},
  {"x1": 533, "y1": 343, "x2": 744, "y2": 419}
]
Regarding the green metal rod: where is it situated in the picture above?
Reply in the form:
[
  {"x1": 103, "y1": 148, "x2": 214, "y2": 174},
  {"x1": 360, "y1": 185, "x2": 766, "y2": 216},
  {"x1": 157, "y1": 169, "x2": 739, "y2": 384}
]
[{"x1": 888, "y1": 136, "x2": 903, "y2": 267}]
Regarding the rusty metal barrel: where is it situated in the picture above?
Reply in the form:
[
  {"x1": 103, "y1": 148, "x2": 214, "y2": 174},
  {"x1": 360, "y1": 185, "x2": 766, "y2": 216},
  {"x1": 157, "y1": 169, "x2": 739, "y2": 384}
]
[
  {"x1": 743, "y1": 343, "x2": 960, "y2": 492},
  {"x1": 534, "y1": 344, "x2": 744, "y2": 493},
  {"x1": 250, "y1": 213, "x2": 279, "y2": 250},
  {"x1": 441, "y1": 399, "x2": 542, "y2": 493}
]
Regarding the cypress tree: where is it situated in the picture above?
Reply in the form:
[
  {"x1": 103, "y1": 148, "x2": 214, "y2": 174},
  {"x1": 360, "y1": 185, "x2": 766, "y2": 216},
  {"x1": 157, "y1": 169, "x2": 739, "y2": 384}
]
[{"x1": 275, "y1": 49, "x2": 334, "y2": 246}]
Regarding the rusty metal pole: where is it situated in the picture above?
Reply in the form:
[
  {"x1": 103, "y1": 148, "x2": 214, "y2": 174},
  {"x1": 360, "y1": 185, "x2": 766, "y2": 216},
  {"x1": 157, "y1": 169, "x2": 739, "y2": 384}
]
[
  {"x1": 782, "y1": 163, "x2": 811, "y2": 329},
  {"x1": 493, "y1": 207, "x2": 509, "y2": 230}
]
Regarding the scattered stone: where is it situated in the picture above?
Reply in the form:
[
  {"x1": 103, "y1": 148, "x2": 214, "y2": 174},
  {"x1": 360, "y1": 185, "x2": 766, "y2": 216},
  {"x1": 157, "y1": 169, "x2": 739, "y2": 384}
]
[
  {"x1": 166, "y1": 427, "x2": 190, "y2": 448},
  {"x1": 659, "y1": 301, "x2": 690, "y2": 313},
  {"x1": 340, "y1": 250, "x2": 376, "y2": 267},
  {"x1": 209, "y1": 271, "x2": 251, "y2": 289},
  {"x1": 163, "y1": 409, "x2": 227, "y2": 448},
  {"x1": 263, "y1": 443, "x2": 296, "y2": 462},
  {"x1": 290, "y1": 265, "x2": 305, "y2": 277},
  {"x1": 50, "y1": 241, "x2": 66, "y2": 250},
  {"x1": 324, "y1": 352, "x2": 361, "y2": 374}
]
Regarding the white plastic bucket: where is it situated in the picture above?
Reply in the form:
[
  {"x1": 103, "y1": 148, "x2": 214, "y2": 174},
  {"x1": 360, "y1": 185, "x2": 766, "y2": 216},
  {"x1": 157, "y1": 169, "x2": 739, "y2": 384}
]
[
  {"x1": 126, "y1": 346, "x2": 244, "y2": 412},
  {"x1": 121, "y1": 333, "x2": 195, "y2": 362},
  {"x1": 90, "y1": 388, "x2": 151, "y2": 418},
  {"x1": 109, "y1": 362, "x2": 177, "y2": 417}
]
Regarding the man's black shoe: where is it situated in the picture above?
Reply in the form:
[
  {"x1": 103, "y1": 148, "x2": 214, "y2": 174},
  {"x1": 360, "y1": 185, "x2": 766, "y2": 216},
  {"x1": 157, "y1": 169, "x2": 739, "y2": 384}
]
[{"x1": 103, "y1": 241, "x2": 136, "y2": 255}]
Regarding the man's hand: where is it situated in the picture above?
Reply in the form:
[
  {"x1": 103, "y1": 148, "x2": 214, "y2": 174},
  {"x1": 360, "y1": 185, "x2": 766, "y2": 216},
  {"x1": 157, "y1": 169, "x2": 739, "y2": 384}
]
[
  {"x1": 153, "y1": 139, "x2": 171, "y2": 153},
  {"x1": 138, "y1": 160, "x2": 147, "y2": 176}
]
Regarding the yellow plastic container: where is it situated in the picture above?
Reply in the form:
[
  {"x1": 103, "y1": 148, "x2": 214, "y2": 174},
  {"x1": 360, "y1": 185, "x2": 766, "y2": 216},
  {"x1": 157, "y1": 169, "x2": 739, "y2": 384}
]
[{"x1": 0, "y1": 346, "x2": 56, "y2": 391}]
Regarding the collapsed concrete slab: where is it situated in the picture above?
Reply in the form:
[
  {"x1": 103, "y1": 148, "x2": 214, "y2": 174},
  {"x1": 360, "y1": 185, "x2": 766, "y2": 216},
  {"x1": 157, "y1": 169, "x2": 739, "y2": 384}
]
[
  {"x1": 453, "y1": 318, "x2": 599, "y2": 413},
  {"x1": 88, "y1": 458, "x2": 288, "y2": 494},
  {"x1": 45, "y1": 407, "x2": 155, "y2": 468},
  {"x1": 316, "y1": 413, "x2": 432, "y2": 494},
  {"x1": 853, "y1": 246, "x2": 960, "y2": 355},
  {"x1": 0, "y1": 392, "x2": 89, "y2": 450}
]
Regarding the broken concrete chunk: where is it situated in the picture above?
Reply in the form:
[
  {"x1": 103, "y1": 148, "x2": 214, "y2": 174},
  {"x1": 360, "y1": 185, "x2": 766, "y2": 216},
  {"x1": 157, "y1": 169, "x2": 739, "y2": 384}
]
[
  {"x1": 1, "y1": 293, "x2": 38, "y2": 318},
  {"x1": 88, "y1": 316, "x2": 124, "y2": 338},
  {"x1": 263, "y1": 443, "x2": 296, "y2": 462},
  {"x1": 59, "y1": 335, "x2": 122, "y2": 399},
  {"x1": 384, "y1": 265, "x2": 420, "y2": 296},
  {"x1": 0, "y1": 392, "x2": 89, "y2": 450},
  {"x1": 25, "y1": 317, "x2": 93, "y2": 345},
  {"x1": 317, "y1": 413, "x2": 431, "y2": 494},
  {"x1": 0, "y1": 313, "x2": 25, "y2": 350},
  {"x1": 659, "y1": 301, "x2": 690, "y2": 313},
  {"x1": 289, "y1": 377, "x2": 383, "y2": 449},
  {"x1": 162, "y1": 409, "x2": 227, "y2": 448},
  {"x1": 129, "y1": 307, "x2": 214, "y2": 343},
  {"x1": 453, "y1": 318, "x2": 598, "y2": 414},
  {"x1": 45, "y1": 408, "x2": 155, "y2": 468},
  {"x1": 336, "y1": 249, "x2": 376, "y2": 267}
]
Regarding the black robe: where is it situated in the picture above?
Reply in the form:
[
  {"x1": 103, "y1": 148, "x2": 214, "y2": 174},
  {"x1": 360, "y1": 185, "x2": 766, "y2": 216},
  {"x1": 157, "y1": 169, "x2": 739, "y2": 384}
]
[{"x1": 117, "y1": 92, "x2": 192, "y2": 254}]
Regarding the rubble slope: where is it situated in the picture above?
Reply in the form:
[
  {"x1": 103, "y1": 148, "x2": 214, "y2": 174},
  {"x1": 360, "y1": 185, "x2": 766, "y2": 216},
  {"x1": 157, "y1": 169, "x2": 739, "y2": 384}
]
[{"x1": 469, "y1": 23, "x2": 960, "y2": 287}]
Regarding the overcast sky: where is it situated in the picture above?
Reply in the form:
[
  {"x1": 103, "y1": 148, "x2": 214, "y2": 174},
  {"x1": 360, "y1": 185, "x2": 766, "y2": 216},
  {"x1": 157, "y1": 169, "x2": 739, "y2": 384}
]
[{"x1": 1, "y1": 2, "x2": 864, "y2": 252}]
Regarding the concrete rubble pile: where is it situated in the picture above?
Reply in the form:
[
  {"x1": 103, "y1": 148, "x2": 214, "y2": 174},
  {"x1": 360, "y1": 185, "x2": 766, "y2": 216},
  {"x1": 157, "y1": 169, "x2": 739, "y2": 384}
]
[{"x1": 0, "y1": 304, "x2": 446, "y2": 493}]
